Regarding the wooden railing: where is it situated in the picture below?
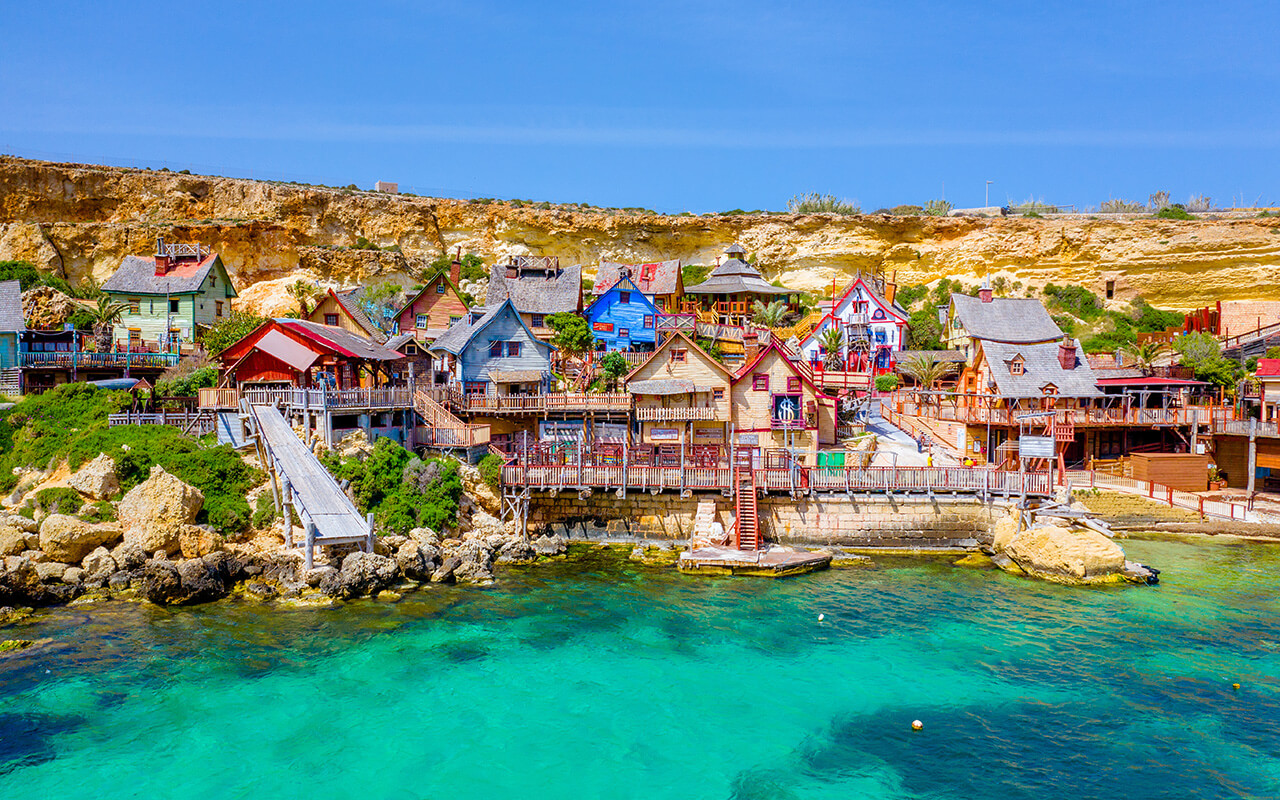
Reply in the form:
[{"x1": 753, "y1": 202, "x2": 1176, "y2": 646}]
[
  {"x1": 1220, "y1": 319, "x2": 1280, "y2": 350},
  {"x1": 893, "y1": 398, "x2": 1239, "y2": 428},
  {"x1": 634, "y1": 406, "x2": 719, "y2": 421},
  {"x1": 1068, "y1": 470, "x2": 1263, "y2": 523},
  {"x1": 455, "y1": 392, "x2": 632, "y2": 414},
  {"x1": 226, "y1": 387, "x2": 416, "y2": 411},
  {"x1": 20, "y1": 351, "x2": 180, "y2": 369},
  {"x1": 198, "y1": 387, "x2": 241, "y2": 409},
  {"x1": 108, "y1": 410, "x2": 214, "y2": 436},
  {"x1": 1213, "y1": 419, "x2": 1280, "y2": 438}
]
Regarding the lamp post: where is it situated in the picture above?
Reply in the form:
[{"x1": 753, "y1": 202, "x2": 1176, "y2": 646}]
[{"x1": 985, "y1": 181, "x2": 993, "y2": 207}]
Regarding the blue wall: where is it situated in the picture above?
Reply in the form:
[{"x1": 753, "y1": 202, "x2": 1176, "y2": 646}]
[
  {"x1": 0, "y1": 333, "x2": 16, "y2": 370},
  {"x1": 458, "y1": 303, "x2": 553, "y2": 389},
  {"x1": 585, "y1": 279, "x2": 658, "y2": 351}
]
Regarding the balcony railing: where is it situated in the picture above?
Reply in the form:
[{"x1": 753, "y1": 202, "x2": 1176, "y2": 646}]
[
  {"x1": 635, "y1": 405, "x2": 719, "y2": 421},
  {"x1": 455, "y1": 392, "x2": 632, "y2": 414},
  {"x1": 770, "y1": 417, "x2": 808, "y2": 430},
  {"x1": 893, "y1": 397, "x2": 1240, "y2": 428},
  {"x1": 20, "y1": 351, "x2": 180, "y2": 369},
  {"x1": 207, "y1": 386, "x2": 415, "y2": 411}
]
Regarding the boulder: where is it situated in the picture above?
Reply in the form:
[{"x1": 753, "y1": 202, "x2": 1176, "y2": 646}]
[
  {"x1": 174, "y1": 555, "x2": 234, "y2": 605},
  {"x1": 335, "y1": 430, "x2": 375, "y2": 461},
  {"x1": 135, "y1": 560, "x2": 184, "y2": 604},
  {"x1": 0, "y1": 557, "x2": 44, "y2": 605},
  {"x1": 409, "y1": 527, "x2": 440, "y2": 548},
  {"x1": 319, "y1": 551, "x2": 400, "y2": 599},
  {"x1": 459, "y1": 462, "x2": 502, "y2": 516},
  {"x1": 494, "y1": 536, "x2": 536, "y2": 564},
  {"x1": 117, "y1": 466, "x2": 204, "y2": 556},
  {"x1": 991, "y1": 516, "x2": 1019, "y2": 552},
  {"x1": 0, "y1": 524, "x2": 26, "y2": 557},
  {"x1": 302, "y1": 566, "x2": 337, "y2": 588},
  {"x1": 464, "y1": 509, "x2": 506, "y2": 539},
  {"x1": 39, "y1": 514, "x2": 119, "y2": 563},
  {"x1": 1004, "y1": 523, "x2": 1126, "y2": 583},
  {"x1": 0, "y1": 512, "x2": 38, "y2": 535},
  {"x1": 395, "y1": 541, "x2": 435, "y2": 581},
  {"x1": 178, "y1": 526, "x2": 222, "y2": 559},
  {"x1": 35, "y1": 561, "x2": 68, "y2": 583},
  {"x1": 110, "y1": 542, "x2": 147, "y2": 571},
  {"x1": 62, "y1": 567, "x2": 84, "y2": 585},
  {"x1": 68, "y1": 454, "x2": 121, "y2": 500},
  {"x1": 451, "y1": 539, "x2": 494, "y2": 585},
  {"x1": 81, "y1": 547, "x2": 118, "y2": 583},
  {"x1": 431, "y1": 555, "x2": 462, "y2": 583},
  {"x1": 531, "y1": 534, "x2": 567, "y2": 557}
]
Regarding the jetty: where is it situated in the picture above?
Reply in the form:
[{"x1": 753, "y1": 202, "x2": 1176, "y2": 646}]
[{"x1": 247, "y1": 403, "x2": 374, "y2": 569}]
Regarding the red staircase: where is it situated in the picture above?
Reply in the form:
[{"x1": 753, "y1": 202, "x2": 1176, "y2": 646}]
[{"x1": 733, "y1": 462, "x2": 760, "y2": 550}]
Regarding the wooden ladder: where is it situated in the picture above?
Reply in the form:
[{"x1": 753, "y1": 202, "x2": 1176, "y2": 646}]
[{"x1": 733, "y1": 463, "x2": 760, "y2": 551}]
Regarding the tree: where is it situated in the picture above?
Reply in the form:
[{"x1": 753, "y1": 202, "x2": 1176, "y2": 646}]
[
  {"x1": 1174, "y1": 332, "x2": 1222, "y2": 371},
  {"x1": 1122, "y1": 340, "x2": 1169, "y2": 373},
  {"x1": 356, "y1": 282, "x2": 404, "y2": 333},
  {"x1": 546, "y1": 313, "x2": 593, "y2": 356},
  {"x1": 898, "y1": 353, "x2": 958, "y2": 401},
  {"x1": 751, "y1": 299, "x2": 788, "y2": 328},
  {"x1": 200, "y1": 311, "x2": 267, "y2": 355},
  {"x1": 89, "y1": 296, "x2": 128, "y2": 351},
  {"x1": 818, "y1": 325, "x2": 846, "y2": 371},
  {"x1": 599, "y1": 351, "x2": 629, "y2": 391},
  {"x1": 286, "y1": 280, "x2": 320, "y2": 317}
]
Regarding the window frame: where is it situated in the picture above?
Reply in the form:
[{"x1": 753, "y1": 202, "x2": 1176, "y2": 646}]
[
  {"x1": 128, "y1": 298, "x2": 140, "y2": 314},
  {"x1": 752, "y1": 373, "x2": 769, "y2": 391},
  {"x1": 169, "y1": 298, "x2": 180, "y2": 314},
  {"x1": 416, "y1": 314, "x2": 429, "y2": 330},
  {"x1": 531, "y1": 314, "x2": 545, "y2": 329},
  {"x1": 643, "y1": 315, "x2": 654, "y2": 328},
  {"x1": 324, "y1": 313, "x2": 340, "y2": 327},
  {"x1": 787, "y1": 376, "x2": 802, "y2": 393},
  {"x1": 619, "y1": 291, "x2": 631, "y2": 304},
  {"x1": 489, "y1": 341, "x2": 504, "y2": 358},
  {"x1": 670, "y1": 348, "x2": 687, "y2": 363},
  {"x1": 506, "y1": 341, "x2": 521, "y2": 357}
]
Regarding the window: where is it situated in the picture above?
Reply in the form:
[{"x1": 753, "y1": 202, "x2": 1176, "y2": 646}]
[
  {"x1": 618, "y1": 327, "x2": 630, "y2": 337},
  {"x1": 506, "y1": 341, "x2": 521, "y2": 357},
  {"x1": 416, "y1": 314, "x2": 429, "y2": 329},
  {"x1": 128, "y1": 329, "x2": 141, "y2": 345},
  {"x1": 531, "y1": 314, "x2": 545, "y2": 328},
  {"x1": 670, "y1": 348, "x2": 686, "y2": 363},
  {"x1": 449, "y1": 315, "x2": 462, "y2": 325},
  {"x1": 325, "y1": 314, "x2": 339, "y2": 326},
  {"x1": 643, "y1": 315, "x2": 654, "y2": 328},
  {"x1": 216, "y1": 301, "x2": 224, "y2": 317},
  {"x1": 489, "y1": 342, "x2": 504, "y2": 358},
  {"x1": 128, "y1": 298, "x2": 140, "y2": 314},
  {"x1": 620, "y1": 291, "x2": 631, "y2": 304},
  {"x1": 1009, "y1": 358, "x2": 1025, "y2": 376},
  {"x1": 211, "y1": 276, "x2": 216, "y2": 288},
  {"x1": 436, "y1": 282, "x2": 446, "y2": 294},
  {"x1": 752, "y1": 373, "x2": 769, "y2": 391},
  {"x1": 465, "y1": 381, "x2": 487, "y2": 395},
  {"x1": 787, "y1": 376, "x2": 801, "y2": 393},
  {"x1": 169, "y1": 298, "x2": 180, "y2": 313},
  {"x1": 713, "y1": 388, "x2": 725, "y2": 400}
]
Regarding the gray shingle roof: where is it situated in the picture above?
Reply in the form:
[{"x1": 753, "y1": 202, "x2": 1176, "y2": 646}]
[
  {"x1": 102, "y1": 254, "x2": 229, "y2": 296},
  {"x1": 685, "y1": 257, "x2": 792, "y2": 296},
  {"x1": 892, "y1": 349, "x2": 968, "y2": 363},
  {"x1": 594, "y1": 259, "x2": 681, "y2": 296},
  {"x1": 628, "y1": 378, "x2": 696, "y2": 395},
  {"x1": 980, "y1": 339, "x2": 1103, "y2": 399},
  {"x1": 0, "y1": 280, "x2": 24, "y2": 332},
  {"x1": 950, "y1": 293, "x2": 1062, "y2": 343},
  {"x1": 428, "y1": 305, "x2": 504, "y2": 356},
  {"x1": 485, "y1": 262, "x2": 582, "y2": 314},
  {"x1": 332, "y1": 287, "x2": 386, "y2": 341}
]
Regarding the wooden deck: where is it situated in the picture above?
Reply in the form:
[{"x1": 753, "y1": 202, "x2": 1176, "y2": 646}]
[
  {"x1": 678, "y1": 546, "x2": 832, "y2": 577},
  {"x1": 249, "y1": 404, "x2": 374, "y2": 567}
]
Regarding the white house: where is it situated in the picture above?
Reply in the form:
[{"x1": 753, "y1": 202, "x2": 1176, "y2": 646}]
[{"x1": 799, "y1": 275, "x2": 909, "y2": 373}]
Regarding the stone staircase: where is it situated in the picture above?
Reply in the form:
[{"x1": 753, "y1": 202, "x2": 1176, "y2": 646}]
[{"x1": 691, "y1": 499, "x2": 724, "y2": 548}]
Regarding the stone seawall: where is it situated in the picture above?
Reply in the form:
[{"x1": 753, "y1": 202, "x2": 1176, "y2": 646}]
[{"x1": 527, "y1": 490, "x2": 1006, "y2": 550}]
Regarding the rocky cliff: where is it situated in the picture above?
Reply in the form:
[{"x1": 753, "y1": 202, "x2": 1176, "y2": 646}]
[{"x1": 2, "y1": 155, "x2": 1278, "y2": 314}]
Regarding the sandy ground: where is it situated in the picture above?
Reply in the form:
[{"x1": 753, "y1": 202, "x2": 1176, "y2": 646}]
[{"x1": 862, "y1": 399, "x2": 961, "y2": 468}]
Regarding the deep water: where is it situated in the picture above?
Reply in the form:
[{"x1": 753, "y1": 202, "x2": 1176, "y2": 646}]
[{"x1": 2, "y1": 538, "x2": 1279, "y2": 799}]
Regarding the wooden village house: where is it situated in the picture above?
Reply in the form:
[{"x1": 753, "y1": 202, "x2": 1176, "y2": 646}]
[
  {"x1": 799, "y1": 273, "x2": 909, "y2": 376},
  {"x1": 623, "y1": 331, "x2": 735, "y2": 451},
  {"x1": 584, "y1": 276, "x2": 660, "y2": 353},
  {"x1": 592, "y1": 258, "x2": 684, "y2": 313},
  {"x1": 683, "y1": 244, "x2": 795, "y2": 325},
  {"x1": 308, "y1": 288, "x2": 385, "y2": 342},
  {"x1": 393, "y1": 258, "x2": 470, "y2": 347},
  {"x1": 485, "y1": 256, "x2": 582, "y2": 340},
  {"x1": 731, "y1": 338, "x2": 837, "y2": 460}
]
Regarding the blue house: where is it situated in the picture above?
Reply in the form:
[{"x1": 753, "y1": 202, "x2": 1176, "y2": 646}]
[
  {"x1": 0, "y1": 280, "x2": 24, "y2": 390},
  {"x1": 427, "y1": 299, "x2": 555, "y2": 397},
  {"x1": 584, "y1": 276, "x2": 659, "y2": 352}
]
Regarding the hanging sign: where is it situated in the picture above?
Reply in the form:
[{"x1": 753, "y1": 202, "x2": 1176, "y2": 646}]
[
  {"x1": 539, "y1": 420, "x2": 582, "y2": 442},
  {"x1": 693, "y1": 426, "x2": 724, "y2": 442},
  {"x1": 650, "y1": 427, "x2": 680, "y2": 442},
  {"x1": 1017, "y1": 435, "x2": 1055, "y2": 459}
]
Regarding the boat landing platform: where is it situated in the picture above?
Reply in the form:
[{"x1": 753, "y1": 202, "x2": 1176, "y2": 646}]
[{"x1": 678, "y1": 546, "x2": 832, "y2": 577}]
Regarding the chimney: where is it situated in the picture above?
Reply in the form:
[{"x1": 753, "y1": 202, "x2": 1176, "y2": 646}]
[
  {"x1": 978, "y1": 286, "x2": 993, "y2": 303},
  {"x1": 743, "y1": 331, "x2": 760, "y2": 364},
  {"x1": 154, "y1": 236, "x2": 169, "y2": 276},
  {"x1": 1058, "y1": 338, "x2": 1077, "y2": 370},
  {"x1": 884, "y1": 271, "x2": 898, "y2": 305},
  {"x1": 450, "y1": 247, "x2": 462, "y2": 286}
]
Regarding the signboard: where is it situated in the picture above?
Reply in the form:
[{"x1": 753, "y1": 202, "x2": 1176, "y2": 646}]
[
  {"x1": 595, "y1": 422, "x2": 627, "y2": 443},
  {"x1": 693, "y1": 426, "x2": 724, "y2": 442},
  {"x1": 649, "y1": 427, "x2": 680, "y2": 442},
  {"x1": 593, "y1": 322, "x2": 614, "y2": 332},
  {"x1": 539, "y1": 420, "x2": 583, "y2": 442},
  {"x1": 737, "y1": 433, "x2": 759, "y2": 446},
  {"x1": 1017, "y1": 435, "x2": 1055, "y2": 459}
]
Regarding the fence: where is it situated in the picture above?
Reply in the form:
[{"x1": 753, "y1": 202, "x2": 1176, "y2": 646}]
[
  {"x1": 107, "y1": 410, "x2": 214, "y2": 436},
  {"x1": 1067, "y1": 470, "x2": 1260, "y2": 522}
]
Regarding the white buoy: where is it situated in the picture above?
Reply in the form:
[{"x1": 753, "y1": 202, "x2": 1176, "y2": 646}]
[
  {"x1": 912, "y1": 720, "x2": 923, "y2": 731},
  {"x1": 817, "y1": 613, "x2": 825, "y2": 621}
]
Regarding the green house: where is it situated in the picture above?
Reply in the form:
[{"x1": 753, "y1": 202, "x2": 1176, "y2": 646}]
[{"x1": 100, "y1": 239, "x2": 238, "y2": 349}]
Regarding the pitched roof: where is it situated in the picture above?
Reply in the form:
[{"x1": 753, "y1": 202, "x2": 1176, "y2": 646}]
[
  {"x1": 731, "y1": 340, "x2": 822, "y2": 395},
  {"x1": 274, "y1": 319, "x2": 404, "y2": 361},
  {"x1": 832, "y1": 275, "x2": 909, "y2": 321},
  {"x1": 1256, "y1": 358, "x2": 1280, "y2": 378},
  {"x1": 980, "y1": 339, "x2": 1102, "y2": 399},
  {"x1": 427, "y1": 299, "x2": 554, "y2": 357},
  {"x1": 102, "y1": 253, "x2": 233, "y2": 296},
  {"x1": 0, "y1": 280, "x2": 24, "y2": 332},
  {"x1": 393, "y1": 271, "x2": 470, "y2": 319},
  {"x1": 329, "y1": 288, "x2": 385, "y2": 341},
  {"x1": 627, "y1": 378, "x2": 697, "y2": 395},
  {"x1": 891, "y1": 349, "x2": 969, "y2": 363},
  {"x1": 623, "y1": 330, "x2": 735, "y2": 383},
  {"x1": 593, "y1": 259, "x2": 681, "y2": 296},
  {"x1": 685, "y1": 256, "x2": 792, "y2": 296},
  {"x1": 584, "y1": 276, "x2": 660, "y2": 317},
  {"x1": 950, "y1": 293, "x2": 1062, "y2": 344},
  {"x1": 485, "y1": 262, "x2": 582, "y2": 314}
]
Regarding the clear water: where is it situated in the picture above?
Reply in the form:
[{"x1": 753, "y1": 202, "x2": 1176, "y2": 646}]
[{"x1": 2, "y1": 538, "x2": 1279, "y2": 799}]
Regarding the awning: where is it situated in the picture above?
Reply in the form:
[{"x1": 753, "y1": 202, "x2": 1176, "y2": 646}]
[
  {"x1": 628, "y1": 379, "x2": 695, "y2": 395},
  {"x1": 489, "y1": 370, "x2": 544, "y2": 383},
  {"x1": 257, "y1": 329, "x2": 321, "y2": 372}
]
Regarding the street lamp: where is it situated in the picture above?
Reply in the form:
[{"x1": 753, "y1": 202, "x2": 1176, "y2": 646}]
[{"x1": 985, "y1": 180, "x2": 993, "y2": 207}]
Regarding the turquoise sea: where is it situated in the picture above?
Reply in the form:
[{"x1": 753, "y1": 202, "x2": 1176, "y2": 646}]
[{"x1": 2, "y1": 537, "x2": 1279, "y2": 799}]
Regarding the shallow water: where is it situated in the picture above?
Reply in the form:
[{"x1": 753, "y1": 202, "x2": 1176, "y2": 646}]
[{"x1": 2, "y1": 538, "x2": 1279, "y2": 799}]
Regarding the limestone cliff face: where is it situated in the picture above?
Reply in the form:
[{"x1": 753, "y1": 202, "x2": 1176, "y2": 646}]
[{"x1": 2, "y1": 155, "x2": 1278, "y2": 314}]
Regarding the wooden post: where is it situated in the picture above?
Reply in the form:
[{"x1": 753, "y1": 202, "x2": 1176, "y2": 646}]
[
  {"x1": 281, "y1": 478, "x2": 294, "y2": 548},
  {"x1": 1247, "y1": 417, "x2": 1258, "y2": 498},
  {"x1": 304, "y1": 522, "x2": 316, "y2": 571},
  {"x1": 366, "y1": 512, "x2": 376, "y2": 553}
]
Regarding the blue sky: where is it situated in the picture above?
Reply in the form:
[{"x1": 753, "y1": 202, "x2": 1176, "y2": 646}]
[{"x1": 2, "y1": 1, "x2": 1277, "y2": 213}]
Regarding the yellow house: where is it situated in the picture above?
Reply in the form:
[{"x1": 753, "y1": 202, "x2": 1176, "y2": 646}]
[
  {"x1": 624, "y1": 331, "x2": 734, "y2": 446},
  {"x1": 730, "y1": 340, "x2": 836, "y2": 460}
]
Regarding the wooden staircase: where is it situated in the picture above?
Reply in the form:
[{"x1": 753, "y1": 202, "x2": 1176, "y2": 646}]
[
  {"x1": 413, "y1": 389, "x2": 490, "y2": 448},
  {"x1": 732, "y1": 462, "x2": 760, "y2": 551},
  {"x1": 0, "y1": 367, "x2": 19, "y2": 397}
]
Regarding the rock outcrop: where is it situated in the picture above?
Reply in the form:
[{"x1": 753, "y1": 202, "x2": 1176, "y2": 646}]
[
  {"x1": 117, "y1": 465, "x2": 205, "y2": 556},
  {"x1": 319, "y1": 551, "x2": 400, "y2": 599},
  {"x1": 1002, "y1": 523, "x2": 1126, "y2": 583},
  {"x1": 67, "y1": 453, "x2": 121, "y2": 500},
  {"x1": 38, "y1": 514, "x2": 119, "y2": 563}
]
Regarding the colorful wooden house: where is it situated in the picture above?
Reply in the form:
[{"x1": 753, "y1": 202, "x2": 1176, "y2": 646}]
[
  {"x1": 217, "y1": 318, "x2": 405, "y2": 390},
  {"x1": 393, "y1": 261, "x2": 470, "y2": 346},
  {"x1": 731, "y1": 339, "x2": 836, "y2": 459},
  {"x1": 308, "y1": 288, "x2": 385, "y2": 342},
  {"x1": 485, "y1": 256, "x2": 582, "y2": 339},
  {"x1": 101, "y1": 238, "x2": 238, "y2": 348},
  {"x1": 0, "y1": 280, "x2": 21, "y2": 374},
  {"x1": 593, "y1": 259, "x2": 684, "y2": 313},
  {"x1": 683, "y1": 243, "x2": 795, "y2": 325},
  {"x1": 584, "y1": 276, "x2": 660, "y2": 352},
  {"x1": 427, "y1": 299, "x2": 555, "y2": 397},
  {"x1": 624, "y1": 331, "x2": 734, "y2": 447},
  {"x1": 800, "y1": 274, "x2": 909, "y2": 373}
]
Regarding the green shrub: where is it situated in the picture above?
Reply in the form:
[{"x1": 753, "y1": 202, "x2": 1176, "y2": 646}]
[
  {"x1": 200, "y1": 311, "x2": 267, "y2": 355},
  {"x1": 1155, "y1": 205, "x2": 1194, "y2": 220},
  {"x1": 79, "y1": 502, "x2": 116, "y2": 523},
  {"x1": 787, "y1": 193, "x2": 860, "y2": 215},
  {"x1": 923, "y1": 199, "x2": 952, "y2": 216},
  {"x1": 682, "y1": 264, "x2": 711, "y2": 287},
  {"x1": 1043, "y1": 283, "x2": 1103, "y2": 320},
  {"x1": 874, "y1": 374, "x2": 899, "y2": 392},
  {"x1": 478, "y1": 454, "x2": 502, "y2": 489},
  {"x1": 34, "y1": 487, "x2": 83, "y2": 516},
  {"x1": 155, "y1": 365, "x2": 218, "y2": 397},
  {"x1": 321, "y1": 440, "x2": 463, "y2": 535},
  {"x1": 252, "y1": 493, "x2": 279, "y2": 528}
]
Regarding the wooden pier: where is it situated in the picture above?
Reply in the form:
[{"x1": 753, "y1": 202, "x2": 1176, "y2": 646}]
[{"x1": 678, "y1": 546, "x2": 832, "y2": 577}]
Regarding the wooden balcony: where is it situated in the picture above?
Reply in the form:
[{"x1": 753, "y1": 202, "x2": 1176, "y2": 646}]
[
  {"x1": 635, "y1": 405, "x2": 720, "y2": 421},
  {"x1": 457, "y1": 392, "x2": 632, "y2": 415},
  {"x1": 20, "y1": 350, "x2": 180, "y2": 370},
  {"x1": 770, "y1": 417, "x2": 808, "y2": 430},
  {"x1": 201, "y1": 386, "x2": 415, "y2": 411},
  {"x1": 892, "y1": 397, "x2": 1240, "y2": 428}
]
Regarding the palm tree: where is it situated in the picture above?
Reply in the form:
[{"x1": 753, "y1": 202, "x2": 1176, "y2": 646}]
[
  {"x1": 818, "y1": 325, "x2": 846, "y2": 371},
  {"x1": 898, "y1": 353, "x2": 958, "y2": 404},
  {"x1": 751, "y1": 299, "x2": 788, "y2": 328},
  {"x1": 89, "y1": 296, "x2": 128, "y2": 351},
  {"x1": 286, "y1": 280, "x2": 320, "y2": 317},
  {"x1": 1123, "y1": 340, "x2": 1169, "y2": 374}
]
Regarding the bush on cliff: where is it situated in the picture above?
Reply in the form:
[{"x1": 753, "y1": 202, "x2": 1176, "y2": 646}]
[{"x1": 321, "y1": 438, "x2": 462, "y2": 535}]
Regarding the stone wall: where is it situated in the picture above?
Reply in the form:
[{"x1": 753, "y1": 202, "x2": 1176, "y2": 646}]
[{"x1": 527, "y1": 489, "x2": 1008, "y2": 549}]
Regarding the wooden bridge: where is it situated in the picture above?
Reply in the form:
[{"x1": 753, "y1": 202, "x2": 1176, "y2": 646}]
[{"x1": 247, "y1": 403, "x2": 375, "y2": 569}]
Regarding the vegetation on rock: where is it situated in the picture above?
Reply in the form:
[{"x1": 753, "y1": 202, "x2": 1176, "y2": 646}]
[{"x1": 321, "y1": 438, "x2": 462, "y2": 535}]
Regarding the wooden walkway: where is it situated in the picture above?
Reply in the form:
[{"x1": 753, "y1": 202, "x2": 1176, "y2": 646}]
[{"x1": 249, "y1": 404, "x2": 374, "y2": 568}]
